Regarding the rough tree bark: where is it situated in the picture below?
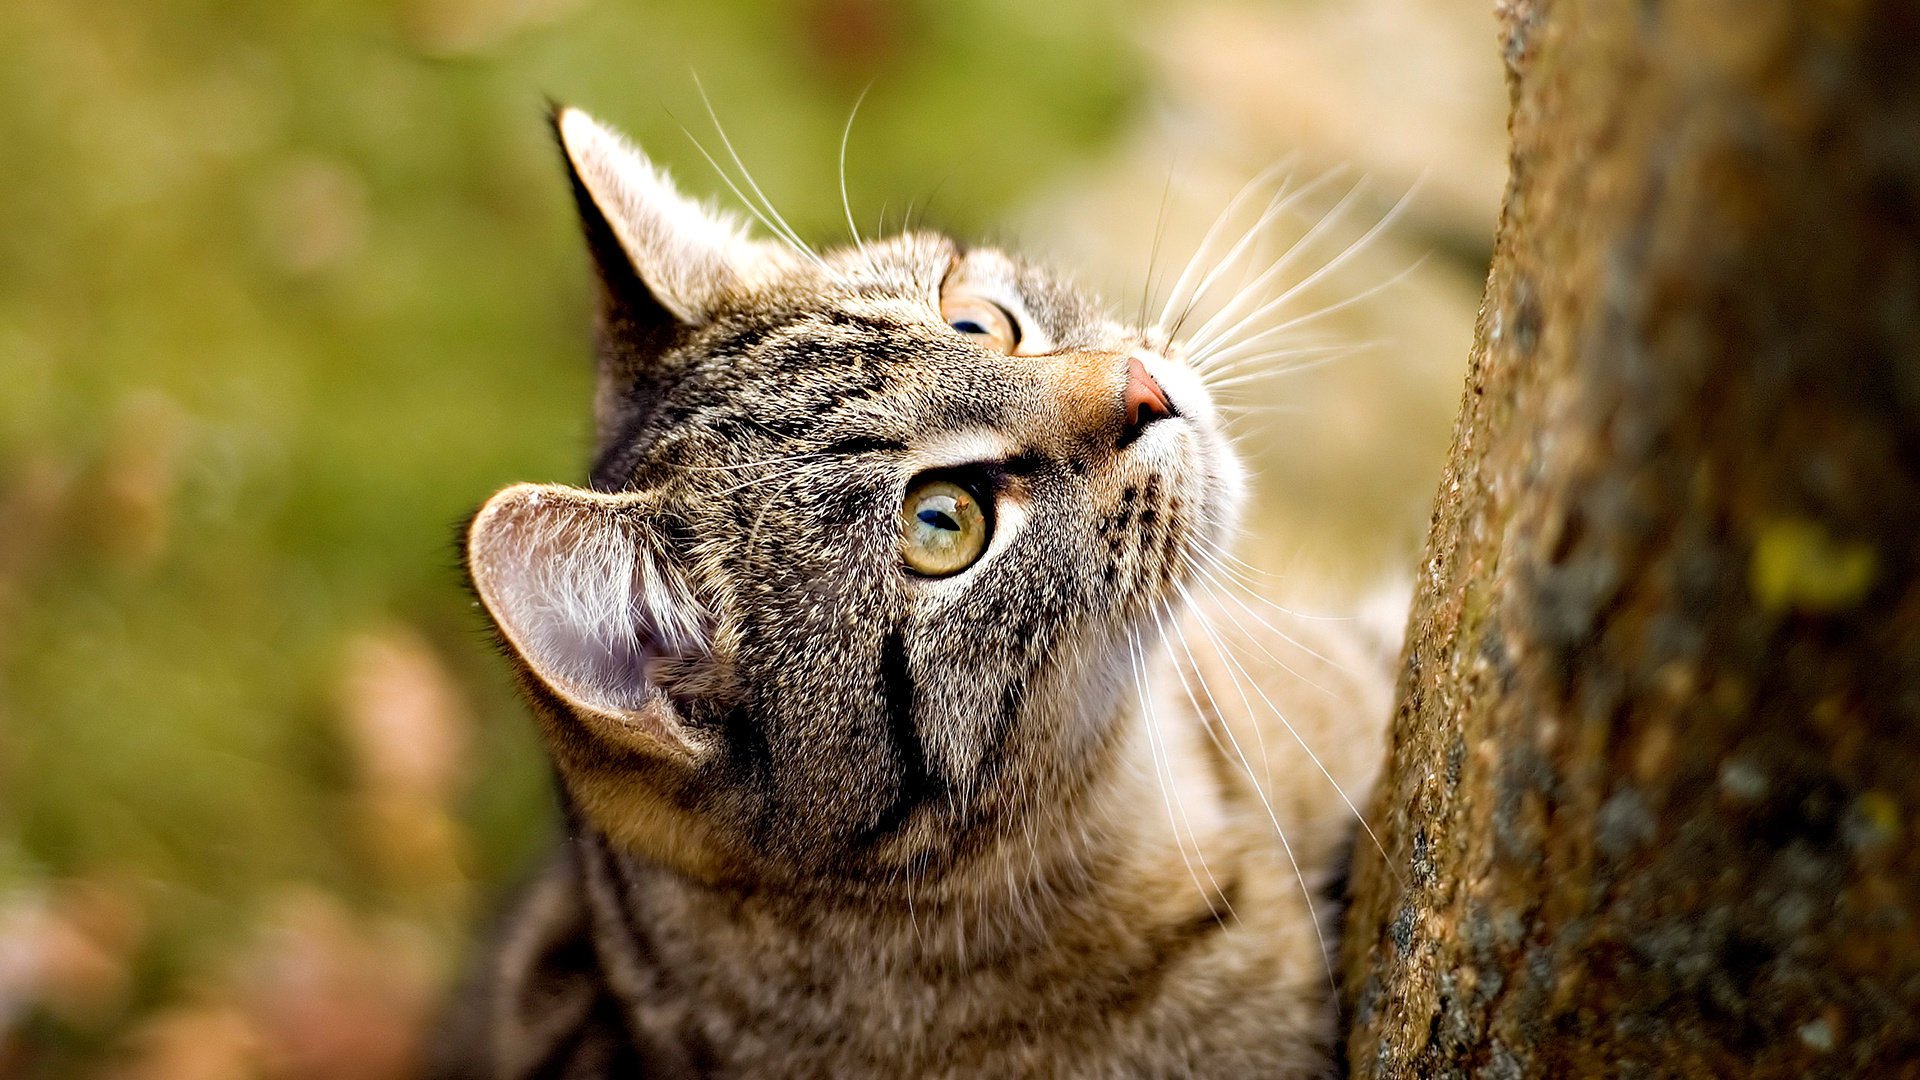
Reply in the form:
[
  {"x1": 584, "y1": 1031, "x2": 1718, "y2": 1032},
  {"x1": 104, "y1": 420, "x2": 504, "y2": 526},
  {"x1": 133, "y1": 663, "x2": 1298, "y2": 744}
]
[{"x1": 1338, "y1": 0, "x2": 1920, "y2": 1075}]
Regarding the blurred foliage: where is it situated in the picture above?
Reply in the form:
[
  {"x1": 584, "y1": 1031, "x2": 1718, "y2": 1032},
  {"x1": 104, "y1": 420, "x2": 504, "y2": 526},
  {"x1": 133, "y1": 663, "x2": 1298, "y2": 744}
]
[{"x1": 0, "y1": 0, "x2": 1147, "y2": 1073}]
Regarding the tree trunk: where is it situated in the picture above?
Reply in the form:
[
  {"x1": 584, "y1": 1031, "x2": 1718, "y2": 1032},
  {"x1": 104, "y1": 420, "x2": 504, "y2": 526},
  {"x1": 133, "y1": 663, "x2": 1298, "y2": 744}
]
[{"x1": 1338, "y1": 0, "x2": 1920, "y2": 1075}]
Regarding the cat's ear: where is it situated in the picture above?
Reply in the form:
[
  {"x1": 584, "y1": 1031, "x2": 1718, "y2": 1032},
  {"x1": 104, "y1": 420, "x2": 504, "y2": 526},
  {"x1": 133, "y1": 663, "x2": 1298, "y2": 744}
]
[
  {"x1": 465, "y1": 482, "x2": 711, "y2": 762},
  {"x1": 552, "y1": 106, "x2": 775, "y2": 325}
]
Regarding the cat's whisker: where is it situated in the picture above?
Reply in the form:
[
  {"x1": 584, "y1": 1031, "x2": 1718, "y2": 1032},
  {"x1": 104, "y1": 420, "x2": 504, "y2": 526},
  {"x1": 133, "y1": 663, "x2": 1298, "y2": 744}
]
[
  {"x1": 905, "y1": 850, "x2": 925, "y2": 952},
  {"x1": 711, "y1": 462, "x2": 825, "y2": 498},
  {"x1": 1210, "y1": 402, "x2": 1321, "y2": 422},
  {"x1": 1189, "y1": 570, "x2": 1359, "y2": 706},
  {"x1": 1165, "y1": 173, "x2": 1306, "y2": 337},
  {"x1": 1187, "y1": 182, "x2": 1423, "y2": 364},
  {"x1": 1157, "y1": 605, "x2": 1336, "y2": 994},
  {"x1": 1153, "y1": 157, "x2": 1301, "y2": 334},
  {"x1": 1184, "y1": 544, "x2": 1353, "y2": 676},
  {"x1": 1200, "y1": 332, "x2": 1347, "y2": 367},
  {"x1": 1181, "y1": 559, "x2": 1337, "y2": 697},
  {"x1": 1154, "y1": 598, "x2": 1260, "y2": 807},
  {"x1": 1180, "y1": 534, "x2": 1359, "y2": 614},
  {"x1": 1185, "y1": 191, "x2": 1398, "y2": 366},
  {"x1": 1198, "y1": 330, "x2": 1357, "y2": 371},
  {"x1": 838, "y1": 85, "x2": 873, "y2": 254},
  {"x1": 1158, "y1": 603, "x2": 1277, "y2": 800},
  {"x1": 1153, "y1": 164, "x2": 1275, "y2": 334},
  {"x1": 1137, "y1": 163, "x2": 1179, "y2": 335},
  {"x1": 1011, "y1": 803, "x2": 1052, "y2": 936},
  {"x1": 1188, "y1": 256, "x2": 1423, "y2": 376},
  {"x1": 739, "y1": 467, "x2": 820, "y2": 549},
  {"x1": 1138, "y1": 627, "x2": 1239, "y2": 925},
  {"x1": 1169, "y1": 166, "x2": 1346, "y2": 348},
  {"x1": 1128, "y1": 626, "x2": 1233, "y2": 924},
  {"x1": 676, "y1": 121, "x2": 820, "y2": 268},
  {"x1": 1178, "y1": 574, "x2": 1386, "y2": 861},
  {"x1": 1199, "y1": 341, "x2": 1371, "y2": 388},
  {"x1": 1185, "y1": 534, "x2": 1318, "y2": 616},
  {"x1": 1202, "y1": 352, "x2": 1374, "y2": 394},
  {"x1": 1205, "y1": 410, "x2": 1291, "y2": 443},
  {"x1": 1159, "y1": 580, "x2": 1282, "y2": 791},
  {"x1": 1184, "y1": 193, "x2": 1377, "y2": 370},
  {"x1": 1180, "y1": 177, "x2": 1368, "y2": 365},
  {"x1": 689, "y1": 76, "x2": 824, "y2": 266},
  {"x1": 903, "y1": 173, "x2": 951, "y2": 235}
]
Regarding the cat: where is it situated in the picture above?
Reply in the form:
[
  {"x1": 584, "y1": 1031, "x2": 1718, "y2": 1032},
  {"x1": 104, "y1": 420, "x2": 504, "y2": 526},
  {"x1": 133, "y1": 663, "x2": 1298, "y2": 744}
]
[{"x1": 428, "y1": 105, "x2": 1396, "y2": 1079}]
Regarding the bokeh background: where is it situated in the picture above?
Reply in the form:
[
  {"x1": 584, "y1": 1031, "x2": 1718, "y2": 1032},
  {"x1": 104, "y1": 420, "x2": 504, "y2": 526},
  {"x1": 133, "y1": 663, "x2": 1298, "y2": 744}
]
[{"x1": 0, "y1": 0, "x2": 1504, "y2": 1075}]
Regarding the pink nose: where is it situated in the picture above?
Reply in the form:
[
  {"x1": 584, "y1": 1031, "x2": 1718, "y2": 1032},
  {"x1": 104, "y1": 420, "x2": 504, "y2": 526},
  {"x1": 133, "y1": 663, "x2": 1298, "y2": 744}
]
[{"x1": 1123, "y1": 355, "x2": 1175, "y2": 438}]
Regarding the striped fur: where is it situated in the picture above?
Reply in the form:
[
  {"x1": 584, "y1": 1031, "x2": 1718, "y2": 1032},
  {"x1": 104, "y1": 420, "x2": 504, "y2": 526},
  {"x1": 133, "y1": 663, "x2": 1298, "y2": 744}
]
[{"x1": 433, "y1": 108, "x2": 1393, "y2": 1078}]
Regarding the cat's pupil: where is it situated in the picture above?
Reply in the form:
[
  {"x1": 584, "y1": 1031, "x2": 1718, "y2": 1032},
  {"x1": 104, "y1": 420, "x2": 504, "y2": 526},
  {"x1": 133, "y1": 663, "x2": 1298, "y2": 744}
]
[
  {"x1": 899, "y1": 480, "x2": 989, "y2": 575},
  {"x1": 950, "y1": 320, "x2": 987, "y2": 336}
]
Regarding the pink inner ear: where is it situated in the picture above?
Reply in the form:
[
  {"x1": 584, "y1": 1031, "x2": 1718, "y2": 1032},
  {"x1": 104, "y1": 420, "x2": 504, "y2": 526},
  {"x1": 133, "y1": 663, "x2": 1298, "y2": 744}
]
[
  {"x1": 555, "y1": 107, "x2": 775, "y2": 326},
  {"x1": 470, "y1": 485, "x2": 704, "y2": 717}
]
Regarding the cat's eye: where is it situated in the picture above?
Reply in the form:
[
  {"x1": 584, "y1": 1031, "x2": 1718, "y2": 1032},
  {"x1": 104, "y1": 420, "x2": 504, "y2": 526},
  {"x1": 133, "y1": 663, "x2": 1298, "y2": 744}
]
[
  {"x1": 900, "y1": 478, "x2": 991, "y2": 577},
  {"x1": 940, "y1": 294, "x2": 1020, "y2": 354}
]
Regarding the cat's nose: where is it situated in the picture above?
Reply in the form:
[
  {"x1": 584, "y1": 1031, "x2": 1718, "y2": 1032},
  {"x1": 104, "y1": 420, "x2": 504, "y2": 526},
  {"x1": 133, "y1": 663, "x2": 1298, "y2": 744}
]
[{"x1": 1120, "y1": 355, "x2": 1175, "y2": 446}]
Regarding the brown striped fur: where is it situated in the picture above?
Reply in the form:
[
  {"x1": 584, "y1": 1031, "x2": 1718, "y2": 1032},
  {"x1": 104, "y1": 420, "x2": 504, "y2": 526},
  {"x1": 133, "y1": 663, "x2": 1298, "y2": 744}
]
[{"x1": 431, "y1": 107, "x2": 1394, "y2": 1078}]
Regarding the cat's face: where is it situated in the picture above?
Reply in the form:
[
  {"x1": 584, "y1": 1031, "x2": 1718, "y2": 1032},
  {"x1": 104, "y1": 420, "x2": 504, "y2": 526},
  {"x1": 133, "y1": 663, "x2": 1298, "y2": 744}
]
[{"x1": 466, "y1": 109, "x2": 1244, "y2": 887}]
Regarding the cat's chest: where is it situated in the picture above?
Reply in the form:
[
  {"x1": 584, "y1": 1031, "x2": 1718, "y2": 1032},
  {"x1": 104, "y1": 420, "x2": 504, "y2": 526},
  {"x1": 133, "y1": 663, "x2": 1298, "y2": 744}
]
[{"x1": 579, "y1": 842, "x2": 1334, "y2": 1079}]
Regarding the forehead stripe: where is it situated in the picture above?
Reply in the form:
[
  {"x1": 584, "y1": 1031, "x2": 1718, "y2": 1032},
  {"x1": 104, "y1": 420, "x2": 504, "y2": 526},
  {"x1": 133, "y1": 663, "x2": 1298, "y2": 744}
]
[{"x1": 820, "y1": 435, "x2": 908, "y2": 457}]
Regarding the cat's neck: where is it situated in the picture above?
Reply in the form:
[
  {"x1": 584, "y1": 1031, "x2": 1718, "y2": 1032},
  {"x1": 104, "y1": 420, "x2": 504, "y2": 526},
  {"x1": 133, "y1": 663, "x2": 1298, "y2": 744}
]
[
  {"x1": 630, "y1": 668, "x2": 1228, "y2": 929},
  {"x1": 568, "y1": 667, "x2": 1329, "y2": 1074}
]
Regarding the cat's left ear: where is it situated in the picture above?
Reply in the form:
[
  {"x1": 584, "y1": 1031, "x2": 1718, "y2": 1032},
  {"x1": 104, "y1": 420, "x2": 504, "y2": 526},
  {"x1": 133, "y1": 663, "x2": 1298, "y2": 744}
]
[
  {"x1": 464, "y1": 482, "x2": 712, "y2": 763},
  {"x1": 552, "y1": 106, "x2": 779, "y2": 326},
  {"x1": 467, "y1": 482, "x2": 738, "y2": 875}
]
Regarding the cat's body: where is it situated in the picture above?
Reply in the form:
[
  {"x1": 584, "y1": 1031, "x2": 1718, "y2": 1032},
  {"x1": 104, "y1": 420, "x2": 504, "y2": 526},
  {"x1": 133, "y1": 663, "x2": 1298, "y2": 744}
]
[{"x1": 433, "y1": 107, "x2": 1394, "y2": 1079}]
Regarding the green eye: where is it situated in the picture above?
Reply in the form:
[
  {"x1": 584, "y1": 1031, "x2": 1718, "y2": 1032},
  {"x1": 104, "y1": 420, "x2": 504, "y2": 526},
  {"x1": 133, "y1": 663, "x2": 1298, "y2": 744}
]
[
  {"x1": 940, "y1": 294, "x2": 1019, "y2": 353},
  {"x1": 901, "y1": 479, "x2": 990, "y2": 577}
]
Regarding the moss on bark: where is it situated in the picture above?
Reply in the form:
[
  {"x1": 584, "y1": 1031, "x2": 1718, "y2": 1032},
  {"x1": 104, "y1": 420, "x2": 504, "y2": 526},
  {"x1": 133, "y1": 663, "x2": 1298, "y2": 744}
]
[{"x1": 1340, "y1": 0, "x2": 1920, "y2": 1074}]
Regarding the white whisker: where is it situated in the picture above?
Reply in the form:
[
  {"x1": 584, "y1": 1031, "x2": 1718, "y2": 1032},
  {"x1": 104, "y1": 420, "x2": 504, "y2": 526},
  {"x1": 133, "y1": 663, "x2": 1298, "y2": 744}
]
[
  {"x1": 1158, "y1": 602, "x2": 1276, "y2": 796},
  {"x1": 1189, "y1": 182, "x2": 1423, "y2": 363},
  {"x1": 1171, "y1": 167, "x2": 1346, "y2": 345},
  {"x1": 677, "y1": 122, "x2": 818, "y2": 267},
  {"x1": 1184, "y1": 178, "x2": 1372, "y2": 365},
  {"x1": 690, "y1": 75, "x2": 822, "y2": 265},
  {"x1": 1185, "y1": 544, "x2": 1352, "y2": 675},
  {"x1": 739, "y1": 468, "x2": 819, "y2": 549},
  {"x1": 1211, "y1": 401, "x2": 1314, "y2": 418},
  {"x1": 838, "y1": 84, "x2": 873, "y2": 253},
  {"x1": 1154, "y1": 157, "x2": 1301, "y2": 333},
  {"x1": 1129, "y1": 627, "x2": 1233, "y2": 924},
  {"x1": 1191, "y1": 258, "x2": 1423, "y2": 378},
  {"x1": 1156, "y1": 603, "x2": 1335, "y2": 993},
  {"x1": 1138, "y1": 163, "x2": 1179, "y2": 333},
  {"x1": 1181, "y1": 559, "x2": 1345, "y2": 698},
  {"x1": 1201, "y1": 341, "x2": 1374, "y2": 387},
  {"x1": 1177, "y1": 575, "x2": 1385, "y2": 860}
]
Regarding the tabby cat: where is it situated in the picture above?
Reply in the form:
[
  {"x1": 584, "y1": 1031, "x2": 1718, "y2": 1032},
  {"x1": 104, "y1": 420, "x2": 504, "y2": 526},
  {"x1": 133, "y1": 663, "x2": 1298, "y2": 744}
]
[{"x1": 430, "y1": 106, "x2": 1395, "y2": 1078}]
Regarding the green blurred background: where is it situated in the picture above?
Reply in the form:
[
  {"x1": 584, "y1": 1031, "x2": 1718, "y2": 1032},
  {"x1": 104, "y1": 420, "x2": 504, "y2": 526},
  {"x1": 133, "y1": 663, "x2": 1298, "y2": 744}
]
[{"x1": 0, "y1": 0, "x2": 1502, "y2": 1075}]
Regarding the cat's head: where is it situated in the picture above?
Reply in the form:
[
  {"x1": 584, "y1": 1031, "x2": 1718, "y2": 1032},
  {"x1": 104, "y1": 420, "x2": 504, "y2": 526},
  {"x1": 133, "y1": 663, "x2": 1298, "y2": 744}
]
[{"x1": 465, "y1": 108, "x2": 1245, "y2": 888}]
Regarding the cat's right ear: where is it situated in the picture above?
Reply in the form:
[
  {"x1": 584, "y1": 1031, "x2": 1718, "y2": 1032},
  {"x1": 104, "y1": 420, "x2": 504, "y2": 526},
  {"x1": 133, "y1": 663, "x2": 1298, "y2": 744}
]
[{"x1": 552, "y1": 106, "x2": 776, "y2": 326}]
